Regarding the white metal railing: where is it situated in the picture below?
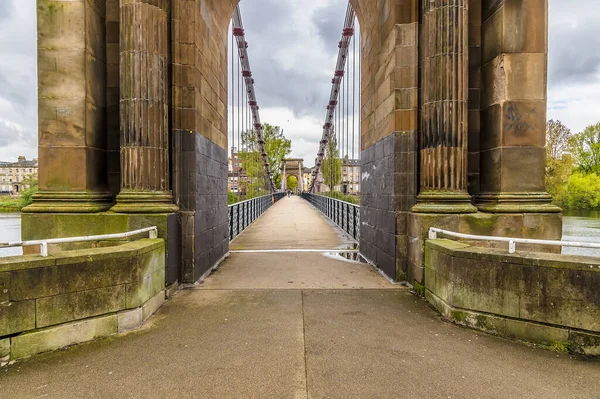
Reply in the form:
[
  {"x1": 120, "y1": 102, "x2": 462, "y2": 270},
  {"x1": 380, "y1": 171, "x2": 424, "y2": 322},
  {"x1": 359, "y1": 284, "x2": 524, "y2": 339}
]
[
  {"x1": 428, "y1": 227, "x2": 600, "y2": 254},
  {"x1": 0, "y1": 227, "x2": 158, "y2": 257}
]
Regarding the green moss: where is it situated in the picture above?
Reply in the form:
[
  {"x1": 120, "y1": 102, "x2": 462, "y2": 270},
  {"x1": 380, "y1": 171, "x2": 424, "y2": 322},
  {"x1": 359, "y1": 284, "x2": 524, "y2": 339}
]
[
  {"x1": 462, "y1": 213, "x2": 499, "y2": 235},
  {"x1": 451, "y1": 310, "x2": 468, "y2": 323},
  {"x1": 545, "y1": 341, "x2": 570, "y2": 353},
  {"x1": 413, "y1": 280, "x2": 425, "y2": 297},
  {"x1": 38, "y1": 2, "x2": 61, "y2": 16}
]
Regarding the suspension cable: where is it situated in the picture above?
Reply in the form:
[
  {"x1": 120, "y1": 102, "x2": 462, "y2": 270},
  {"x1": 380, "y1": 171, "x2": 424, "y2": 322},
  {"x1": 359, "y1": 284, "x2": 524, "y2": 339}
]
[
  {"x1": 231, "y1": 26, "x2": 235, "y2": 197},
  {"x1": 309, "y1": 4, "x2": 355, "y2": 193},
  {"x1": 232, "y1": 6, "x2": 276, "y2": 192}
]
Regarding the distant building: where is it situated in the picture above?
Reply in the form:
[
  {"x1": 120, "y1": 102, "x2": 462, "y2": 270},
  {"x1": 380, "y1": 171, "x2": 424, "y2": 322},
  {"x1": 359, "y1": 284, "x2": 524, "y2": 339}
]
[
  {"x1": 340, "y1": 157, "x2": 360, "y2": 195},
  {"x1": 301, "y1": 167, "x2": 311, "y2": 191},
  {"x1": 228, "y1": 149, "x2": 247, "y2": 196},
  {"x1": 312, "y1": 157, "x2": 360, "y2": 195},
  {"x1": 0, "y1": 156, "x2": 38, "y2": 195}
]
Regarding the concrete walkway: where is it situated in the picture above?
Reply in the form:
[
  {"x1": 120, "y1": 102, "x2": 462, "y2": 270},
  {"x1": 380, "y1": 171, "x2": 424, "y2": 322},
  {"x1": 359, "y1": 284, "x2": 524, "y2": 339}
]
[{"x1": 1, "y1": 196, "x2": 599, "y2": 398}]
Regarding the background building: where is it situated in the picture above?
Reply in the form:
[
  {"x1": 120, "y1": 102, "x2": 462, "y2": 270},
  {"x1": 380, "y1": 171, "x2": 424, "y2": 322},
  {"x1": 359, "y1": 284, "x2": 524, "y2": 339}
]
[
  {"x1": 228, "y1": 149, "x2": 246, "y2": 196},
  {"x1": 312, "y1": 157, "x2": 360, "y2": 195},
  {"x1": 0, "y1": 156, "x2": 38, "y2": 195}
]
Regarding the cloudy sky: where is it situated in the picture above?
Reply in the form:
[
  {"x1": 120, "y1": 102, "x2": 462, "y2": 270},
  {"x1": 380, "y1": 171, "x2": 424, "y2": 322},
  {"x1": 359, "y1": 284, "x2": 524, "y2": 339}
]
[{"x1": 0, "y1": 1, "x2": 598, "y2": 166}]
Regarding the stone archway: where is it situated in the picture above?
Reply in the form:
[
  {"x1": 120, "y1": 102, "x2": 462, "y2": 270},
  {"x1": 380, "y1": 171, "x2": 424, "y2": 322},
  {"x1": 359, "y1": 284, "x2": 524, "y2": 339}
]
[{"x1": 28, "y1": 0, "x2": 559, "y2": 288}]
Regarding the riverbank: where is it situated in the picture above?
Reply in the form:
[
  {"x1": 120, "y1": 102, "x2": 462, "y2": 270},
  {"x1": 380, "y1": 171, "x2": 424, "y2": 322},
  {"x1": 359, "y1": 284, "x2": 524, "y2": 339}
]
[{"x1": 0, "y1": 206, "x2": 22, "y2": 212}]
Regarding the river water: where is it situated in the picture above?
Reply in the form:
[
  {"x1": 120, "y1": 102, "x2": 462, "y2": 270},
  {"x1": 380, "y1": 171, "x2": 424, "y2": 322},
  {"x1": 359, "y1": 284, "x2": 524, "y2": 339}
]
[
  {"x1": 1, "y1": 212, "x2": 600, "y2": 258},
  {"x1": 0, "y1": 213, "x2": 23, "y2": 257}
]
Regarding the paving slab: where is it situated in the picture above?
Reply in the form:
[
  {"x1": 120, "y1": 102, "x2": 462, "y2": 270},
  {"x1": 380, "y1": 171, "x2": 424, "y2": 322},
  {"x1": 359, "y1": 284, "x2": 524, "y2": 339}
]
[
  {"x1": 199, "y1": 252, "x2": 395, "y2": 290},
  {"x1": 303, "y1": 289, "x2": 600, "y2": 399},
  {"x1": 230, "y1": 196, "x2": 355, "y2": 250},
  {"x1": 0, "y1": 289, "x2": 307, "y2": 399}
]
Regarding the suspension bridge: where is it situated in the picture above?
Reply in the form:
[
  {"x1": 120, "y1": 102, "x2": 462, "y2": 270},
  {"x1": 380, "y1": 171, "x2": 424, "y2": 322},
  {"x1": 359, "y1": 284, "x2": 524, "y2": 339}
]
[{"x1": 1, "y1": 1, "x2": 599, "y2": 397}]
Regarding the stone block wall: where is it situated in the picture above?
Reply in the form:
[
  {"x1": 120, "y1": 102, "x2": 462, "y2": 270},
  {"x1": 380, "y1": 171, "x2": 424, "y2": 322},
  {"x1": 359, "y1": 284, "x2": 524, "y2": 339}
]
[
  {"x1": 361, "y1": 131, "x2": 417, "y2": 280},
  {"x1": 408, "y1": 212, "x2": 562, "y2": 285},
  {"x1": 35, "y1": 0, "x2": 111, "y2": 209},
  {"x1": 21, "y1": 213, "x2": 181, "y2": 287},
  {"x1": 178, "y1": 133, "x2": 229, "y2": 284},
  {"x1": 0, "y1": 239, "x2": 166, "y2": 361},
  {"x1": 424, "y1": 239, "x2": 600, "y2": 355}
]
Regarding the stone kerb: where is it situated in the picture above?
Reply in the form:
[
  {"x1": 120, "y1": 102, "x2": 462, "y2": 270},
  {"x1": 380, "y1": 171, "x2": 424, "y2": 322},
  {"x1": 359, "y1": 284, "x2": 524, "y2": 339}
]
[
  {"x1": 424, "y1": 239, "x2": 600, "y2": 356},
  {"x1": 0, "y1": 239, "x2": 166, "y2": 362}
]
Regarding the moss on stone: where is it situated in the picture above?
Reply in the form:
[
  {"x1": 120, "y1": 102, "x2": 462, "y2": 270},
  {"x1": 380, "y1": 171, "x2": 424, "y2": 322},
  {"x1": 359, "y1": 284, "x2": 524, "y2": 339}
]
[{"x1": 413, "y1": 280, "x2": 425, "y2": 297}]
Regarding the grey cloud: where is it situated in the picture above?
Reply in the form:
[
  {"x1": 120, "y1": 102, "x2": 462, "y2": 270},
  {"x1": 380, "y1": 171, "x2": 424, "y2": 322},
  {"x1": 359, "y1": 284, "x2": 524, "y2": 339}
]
[
  {"x1": 238, "y1": 0, "x2": 344, "y2": 119},
  {"x1": 548, "y1": 0, "x2": 600, "y2": 87},
  {"x1": 0, "y1": 71, "x2": 32, "y2": 109},
  {"x1": 0, "y1": 121, "x2": 35, "y2": 149},
  {"x1": 313, "y1": 2, "x2": 350, "y2": 52},
  {"x1": 549, "y1": 25, "x2": 600, "y2": 86},
  {"x1": 0, "y1": 2, "x2": 15, "y2": 23}
]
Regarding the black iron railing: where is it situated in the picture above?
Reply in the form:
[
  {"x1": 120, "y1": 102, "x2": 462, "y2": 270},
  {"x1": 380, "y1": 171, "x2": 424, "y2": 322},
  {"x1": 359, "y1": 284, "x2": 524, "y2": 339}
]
[
  {"x1": 229, "y1": 193, "x2": 285, "y2": 241},
  {"x1": 301, "y1": 193, "x2": 360, "y2": 241}
]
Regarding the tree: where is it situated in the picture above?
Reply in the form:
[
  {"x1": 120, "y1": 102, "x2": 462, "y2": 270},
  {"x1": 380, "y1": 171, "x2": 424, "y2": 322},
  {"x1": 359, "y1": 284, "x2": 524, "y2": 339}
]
[
  {"x1": 19, "y1": 176, "x2": 38, "y2": 208},
  {"x1": 321, "y1": 132, "x2": 342, "y2": 192},
  {"x1": 546, "y1": 120, "x2": 571, "y2": 160},
  {"x1": 241, "y1": 123, "x2": 291, "y2": 193},
  {"x1": 286, "y1": 175, "x2": 298, "y2": 191},
  {"x1": 570, "y1": 122, "x2": 600, "y2": 174},
  {"x1": 545, "y1": 120, "x2": 573, "y2": 205},
  {"x1": 565, "y1": 172, "x2": 600, "y2": 210}
]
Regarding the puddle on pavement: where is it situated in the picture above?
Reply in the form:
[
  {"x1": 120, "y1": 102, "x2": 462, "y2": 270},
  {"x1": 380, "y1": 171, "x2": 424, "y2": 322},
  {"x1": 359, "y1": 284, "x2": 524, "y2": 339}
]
[{"x1": 322, "y1": 250, "x2": 365, "y2": 263}]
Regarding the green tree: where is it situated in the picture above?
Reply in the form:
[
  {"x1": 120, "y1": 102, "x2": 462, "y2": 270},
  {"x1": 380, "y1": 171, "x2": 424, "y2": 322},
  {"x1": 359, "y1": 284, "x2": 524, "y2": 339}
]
[
  {"x1": 565, "y1": 172, "x2": 600, "y2": 210},
  {"x1": 321, "y1": 133, "x2": 342, "y2": 192},
  {"x1": 241, "y1": 124, "x2": 291, "y2": 193},
  {"x1": 545, "y1": 120, "x2": 573, "y2": 206},
  {"x1": 286, "y1": 175, "x2": 298, "y2": 191},
  {"x1": 570, "y1": 122, "x2": 600, "y2": 174}
]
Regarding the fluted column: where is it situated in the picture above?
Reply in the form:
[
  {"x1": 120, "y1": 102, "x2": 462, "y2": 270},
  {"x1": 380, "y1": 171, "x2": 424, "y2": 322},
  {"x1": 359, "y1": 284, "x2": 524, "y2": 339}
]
[
  {"x1": 412, "y1": 0, "x2": 476, "y2": 213},
  {"x1": 111, "y1": 0, "x2": 177, "y2": 213}
]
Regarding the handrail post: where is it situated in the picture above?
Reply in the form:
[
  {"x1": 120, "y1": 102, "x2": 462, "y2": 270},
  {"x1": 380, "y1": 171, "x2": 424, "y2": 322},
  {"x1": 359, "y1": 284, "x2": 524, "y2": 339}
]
[{"x1": 40, "y1": 242, "x2": 48, "y2": 257}]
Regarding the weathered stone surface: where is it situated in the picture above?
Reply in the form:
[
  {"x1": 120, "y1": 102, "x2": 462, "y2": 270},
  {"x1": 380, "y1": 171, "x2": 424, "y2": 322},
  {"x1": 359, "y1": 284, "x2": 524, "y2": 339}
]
[
  {"x1": 478, "y1": 0, "x2": 556, "y2": 213},
  {"x1": 117, "y1": 308, "x2": 142, "y2": 333},
  {"x1": 0, "y1": 300, "x2": 36, "y2": 336},
  {"x1": 36, "y1": 285, "x2": 126, "y2": 328},
  {"x1": 30, "y1": 0, "x2": 111, "y2": 213},
  {"x1": 424, "y1": 239, "x2": 600, "y2": 350},
  {"x1": 126, "y1": 268, "x2": 165, "y2": 309},
  {"x1": 11, "y1": 315, "x2": 117, "y2": 360},
  {"x1": 0, "y1": 337, "x2": 9, "y2": 361},
  {"x1": 142, "y1": 290, "x2": 165, "y2": 322}
]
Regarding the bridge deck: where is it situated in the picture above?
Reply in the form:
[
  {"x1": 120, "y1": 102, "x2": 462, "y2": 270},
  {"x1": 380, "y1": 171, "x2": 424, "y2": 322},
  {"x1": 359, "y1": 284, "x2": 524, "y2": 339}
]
[{"x1": 1, "y1": 197, "x2": 599, "y2": 397}]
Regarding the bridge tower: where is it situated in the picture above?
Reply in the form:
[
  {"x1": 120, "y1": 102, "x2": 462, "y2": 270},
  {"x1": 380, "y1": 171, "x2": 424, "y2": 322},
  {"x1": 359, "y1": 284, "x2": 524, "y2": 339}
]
[{"x1": 28, "y1": 0, "x2": 559, "y2": 291}]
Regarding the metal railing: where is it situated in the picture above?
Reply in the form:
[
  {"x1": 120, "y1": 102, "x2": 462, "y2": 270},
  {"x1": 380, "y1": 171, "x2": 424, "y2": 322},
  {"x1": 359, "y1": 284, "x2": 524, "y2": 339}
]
[
  {"x1": 301, "y1": 193, "x2": 360, "y2": 240},
  {"x1": 0, "y1": 227, "x2": 158, "y2": 257},
  {"x1": 229, "y1": 193, "x2": 285, "y2": 241},
  {"x1": 429, "y1": 227, "x2": 600, "y2": 255}
]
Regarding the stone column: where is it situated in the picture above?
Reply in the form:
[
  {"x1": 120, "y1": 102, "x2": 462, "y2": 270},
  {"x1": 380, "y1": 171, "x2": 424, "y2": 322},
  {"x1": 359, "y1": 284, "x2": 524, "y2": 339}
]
[
  {"x1": 111, "y1": 0, "x2": 177, "y2": 213},
  {"x1": 25, "y1": 0, "x2": 112, "y2": 213},
  {"x1": 412, "y1": 0, "x2": 476, "y2": 214},
  {"x1": 477, "y1": 0, "x2": 559, "y2": 213}
]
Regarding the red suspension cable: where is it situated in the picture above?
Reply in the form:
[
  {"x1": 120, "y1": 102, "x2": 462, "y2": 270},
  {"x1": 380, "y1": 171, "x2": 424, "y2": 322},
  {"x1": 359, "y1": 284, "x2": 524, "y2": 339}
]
[
  {"x1": 232, "y1": 6, "x2": 276, "y2": 192},
  {"x1": 308, "y1": 3, "x2": 356, "y2": 193}
]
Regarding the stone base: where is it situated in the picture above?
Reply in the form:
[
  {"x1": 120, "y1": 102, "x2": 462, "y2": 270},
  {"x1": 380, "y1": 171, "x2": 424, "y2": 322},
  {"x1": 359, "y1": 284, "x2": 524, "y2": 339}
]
[
  {"x1": 407, "y1": 211, "x2": 563, "y2": 286},
  {"x1": 4, "y1": 290, "x2": 165, "y2": 362},
  {"x1": 21, "y1": 212, "x2": 182, "y2": 286},
  {"x1": 412, "y1": 191, "x2": 477, "y2": 214},
  {"x1": 110, "y1": 191, "x2": 179, "y2": 213},
  {"x1": 477, "y1": 192, "x2": 562, "y2": 213},
  {"x1": 23, "y1": 191, "x2": 113, "y2": 213},
  {"x1": 426, "y1": 289, "x2": 600, "y2": 356}
]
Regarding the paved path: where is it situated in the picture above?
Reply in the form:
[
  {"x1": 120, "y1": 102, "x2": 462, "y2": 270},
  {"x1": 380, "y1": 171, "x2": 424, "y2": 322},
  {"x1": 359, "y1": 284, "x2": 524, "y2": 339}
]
[{"x1": 1, "y1": 196, "x2": 599, "y2": 398}]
